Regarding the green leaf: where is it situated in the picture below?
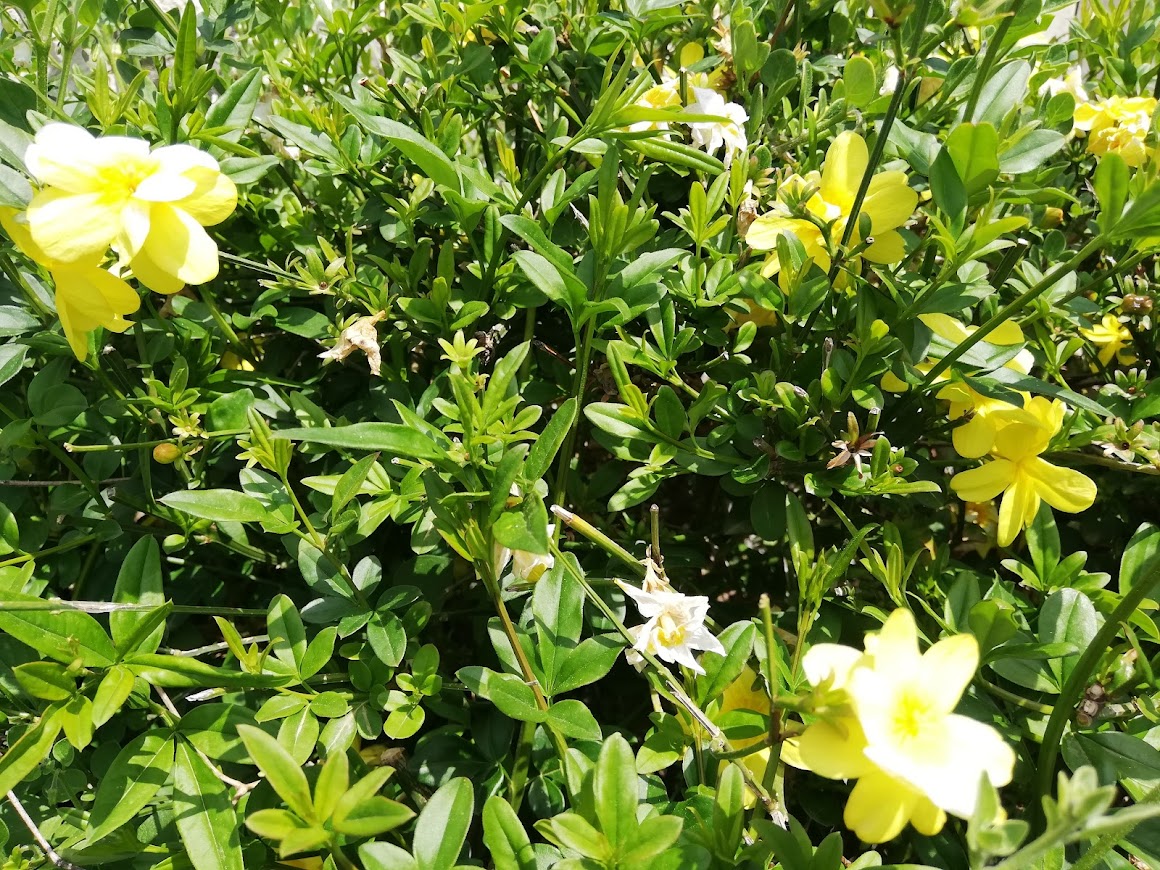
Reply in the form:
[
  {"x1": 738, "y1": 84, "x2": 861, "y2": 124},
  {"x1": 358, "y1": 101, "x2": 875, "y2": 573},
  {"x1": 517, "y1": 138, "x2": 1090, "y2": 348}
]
[
  {"x1": 202, "y1": 68, "x2": 263, "y2": 141},
  {"x1": 971, "y1": 61, "x2": 1030, "y2": 126},
  {"x1": 553, "y1": 635, "x2": 624, "y2": 695},
  {"x1": 620, "y1": 814, "x2": 684, "y2": 864},
  {"x1": 842, "y1": 56, "x2": 877, "y2": 109},
  {"x1": 1094, "y1": 153, "x2": 1129, "y2": 235},
  {"x1": 0, "y1": 344, "x2": 28, "y2": 388},
  {"x1": 1039, "y1": 589, "x2": 1101, "y2": 686},
  {"x1": 111, "y1": 537, "x2": 165, "y2": 654},
  {"x1": 87, "y1": 733, "x2": 174, "y2": 844},
  {"x1": 1064, "y1": 731, "x2": 1160, "y2": 801},
  {"x1": 159, "y1": 489, "x2": 269, "y2": 523},
  {"x1": 533, "y1": 561, "x2": 583, "y2": 693},
  {"x1": 513, "y1": 250, "x2": 576, "y2": 314},
  {"x1": 237, "y1": 724, "x2": 315, "y2": 821},
  {"x1": 0, "y1": 709, "x2": 62, "y2": 794},
  {"x1": 457, "y1": 666, "x2": 545, "y2": 723},
  {"x1": 173, "y1": 1, "x2": 199, "y2": 92},
  {"x1": 360, "y1": 843, "x2": 420, "y2": 870},
  {"x1": 696, "y1": 621, "x2": 756, "y2": 705},
  {"x1": 526, "y1": 401, "x2": 580, "y2": 484},
  {"x1": 0, "y1": 590, "x2": 117, "y2": 667},
  {"x1": 332, "y1": 453, "x2": 379, "y2": 516},
  {"x1": 367, "y1": 611, "x2": 407, "y2": 667},
  {"x1": 998, "y1": 130, "x2": 1066, "y2": 174},
  {"x1": 594, "y1": 733, "x2": 638, "y2": 848},
  {"x1": 547, "y1": 699, "x2": 602, "y2": 740},
  {"x1": 173, "y1": 740, "x2": 245, "y2": 870},
  {"x1": 1120, "y1": 524, "x2": 1160, "y2": 595},
  {"x1": 125, "y1": 653, "x2": 290, "y2": 689},
  {"x1": 483, "y1": 796, "x2": 537, "y2": 870},
  {"x1": 945, "y1": 122, "x2": 1000, "y2": 195},
  {"x1": 276, "y1": 424, "x2": 448, "y2": 462},
  {"x1": 929, "y1": 146, "x2": 966, "y2": 221},
  {"x1": 92, "y1": 665, "x2": 136, "y2": 727},
  {"x1": 12, "y1": 661, "x2": 74, "y2": 701},
  {"x1": 340, "y1": 96, "x2": 462, "y2": 194},
  {"x1": 413, "y1": 777, "x2": 474, "y2": 870},
  {"x1": 493, "y1": 493, "x2": 550, "y2": 555},
  {"x1": 267, "y1": 594, "x2": 306, "y2": 674}
]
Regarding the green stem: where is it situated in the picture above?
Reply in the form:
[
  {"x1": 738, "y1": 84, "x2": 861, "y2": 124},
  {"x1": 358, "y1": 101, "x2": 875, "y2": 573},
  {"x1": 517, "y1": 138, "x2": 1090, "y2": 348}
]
[
  {"x1": 1034, "y1": 556, "x2": 1160, "y2": 825},
  {"x1": 549, "y1": 505, "x2": 646, "y2": 575},
  {"x1": 912, "y1": 235, "x2": 1107, "y2": 396},
  {"x1": 508, "y1": 718, "x2": 536, "y2": 811},
  {"x1": 961, "y1": 0, "x2": 1028, "y2": 122},
  {"x1": 197, "y1": 283, "x2": 253, "y2": 363},
  {"x1": 0, "y1": 535, "x2": 98, "y2": 569},
  {"x1": 1067, "y1": 781, "x2": 1160, "y2": 870},
  {"x1": 0, "y1": 600, "x2": 267, "y2": 616}
]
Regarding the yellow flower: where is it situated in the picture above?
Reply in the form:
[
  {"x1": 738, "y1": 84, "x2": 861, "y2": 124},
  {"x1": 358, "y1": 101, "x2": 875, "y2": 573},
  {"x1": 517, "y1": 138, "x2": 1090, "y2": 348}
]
[
  {"x1": 23, "y1": 123, "x2": 237, "y2": 295},
  {"x1": 628, "y1": 81, "x2": 683, "y2": 132},
  {"x1": 883, "y1": 314, "x2": 1034, "y2": 457},
  {"x1": 951, "y1": 398, "x2": 1097, "y2": 547},
  {"x1": 1080, "y1": 313, "x2": 1136, "y2": 367},
  {"x1": 746, "y1": 131, "x2": 917, "y2": 284},
  {"x1": 1073, "y1": 96, "x2": 1157, "y2": 167},
  {"x1": 790, "y1": 610, "x2": 1014, "y2": 843},
  {"x1": 0, "y1": 207, "x2": 138, "y2": 359}
]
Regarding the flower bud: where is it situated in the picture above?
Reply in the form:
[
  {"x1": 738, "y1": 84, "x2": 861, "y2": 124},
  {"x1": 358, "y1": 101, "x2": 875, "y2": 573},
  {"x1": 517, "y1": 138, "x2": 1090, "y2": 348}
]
[
  {"x1": 1041, "y1": 207, "x2": 1064, "y2": 228},
  {"x1": 153, "y1": 443, "x2": 182, "y2": 464}
]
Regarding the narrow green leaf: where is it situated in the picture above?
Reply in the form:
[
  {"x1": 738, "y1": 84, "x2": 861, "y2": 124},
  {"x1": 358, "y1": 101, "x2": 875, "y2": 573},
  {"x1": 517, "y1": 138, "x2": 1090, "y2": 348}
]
[
  {"x1": 159, "y1": 489, "x2": 269, "y2": 523},
  {"x1": 173, "y1": 740, "x2": 245, "y2": 870},
  {"x1": 237, "y1": 724, "x2": 316, "y2": 821},
  {"x1": 276, "y1": 424, "x2": 448, "y2": 462},
  {"x1": 0, "y1": 591, "x2": 116, "y2": 667},
  {"x1": 594, "y1": 733, "x2": 638, "y2": 848},
  {"x1": 0, "y1": 709, "x2": 62, "y2": 794},
  {"x1": 483, "y1": 796, "x2": 537, "y2": 870},
  {"x1": 413, "y1": 777, "x2": 474, "y2": 870},
  {"x1": 87, "y1": 733, "x2": 174, "y2": 844},
  {"x1": 525, "y1": 398, "x2": 579, "y2": 481}
]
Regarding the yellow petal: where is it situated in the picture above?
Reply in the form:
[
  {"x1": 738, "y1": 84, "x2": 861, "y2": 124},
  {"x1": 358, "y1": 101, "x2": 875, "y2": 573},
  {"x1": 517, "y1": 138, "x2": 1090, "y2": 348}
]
[
  {"x1": 821, "y1": 131, "x2": 868, "y2": 211},
  {"x1": 0, "y1": 206, "x2": 51, "y2": 266},
  {"x1": 951, "y1": 459, "x2": 1015, "y2": 503},
  {"x1": 881, "y1": 369, "x2": 908, "y2": 392},
  {"x1": 679, "y1": 42, "x2": 704, "y2": 68},
  {"x1": 138, "y1": 203, "x2": 220, "y2": 285},
  {"x1": 945, "y1": 714, "x2": 1016, "y2": 791},
  {"x1": 746, "y1": 214, "x2": 803, "y2": 250},
  {"x1": 844, "y1": 770, "x2": 916, "y2": 843},
  {"x1": 130, "y1": 245, "x2": 186, "y2": 295},
  {"x1": 1024, "y1": 457, "x2": 1097, "y2": 514},
  {"x1": 917, "y1": 634, "x2": 978, "y2": 715},
  {"x1": 988, "y1": 320, "x2": 1025, "y2": 345},
  {"x1": 865, "y1": 609, "x2": 921, "y2": 676},
  {"x1": 997, "y1": 476, "x2": 1039, "y2": 547},
  {"x1": 919, "y1": 313, "x2": 971, "y2": 344},
  {"x1": 55, "y1": 264, "x2": 140, "y2": 324},
  {"x1": 861, "y1": 229, "x2": 906, "y2": 263},
  {"x1": 910, "y1": 796, "x2": 947, "y2": 836},
  {"x1": 25, "y1": 124, "x2": 148, "y2": 193},
  {"x1": 795, "y1": 717, "x2": 876, "y2": 780},
  {"x1": 27, "y1": 189, "x2": 121, "y2": 263},
  {"x1": 861, "y1": 173, "x2": 918, "y2": 233},
  {"x1": 803, "y1": 643, "x2": 864, "y2": 689},
  {"x1": 952, "y1": 415, "x2": 999, "y2": 459},
  {"x1": 175, "y1": 167, "x2": 238, "y2": 226}
]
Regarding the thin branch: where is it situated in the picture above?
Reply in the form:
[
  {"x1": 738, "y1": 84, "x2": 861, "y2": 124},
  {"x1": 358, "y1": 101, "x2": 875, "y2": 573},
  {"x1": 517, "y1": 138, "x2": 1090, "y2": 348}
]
[{"x1": 6, "y1": 791, "x2": 83, "y2": 870}]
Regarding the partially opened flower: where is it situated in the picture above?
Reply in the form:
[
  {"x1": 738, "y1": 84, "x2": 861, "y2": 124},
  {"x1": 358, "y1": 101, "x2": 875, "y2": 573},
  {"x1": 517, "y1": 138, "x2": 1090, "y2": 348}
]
[
  {"x1": 685, "y1": 87, "x2": 748, "y2": 166},
  {"x1": 790, "y1": 610, "x2": 1015, "y2": 843},
  {"x1": 746, "y1": 131, "x2": 917, "y2": 284},
  {"x1": 23, "y1": 123, "x2": 237, "y2": 295},
  {"x1": 619, "y1": 576, "x2": 725, "y2": 674},
  {"x1": 1080, "y1": 313, "x2": 1136, "y2": 367},
  {"x1": 951, "y1": 397, "x2": 1097, "y2": 546},
  {"x1": 0, "y1": 207, "x2": 138, "y2": 359}
]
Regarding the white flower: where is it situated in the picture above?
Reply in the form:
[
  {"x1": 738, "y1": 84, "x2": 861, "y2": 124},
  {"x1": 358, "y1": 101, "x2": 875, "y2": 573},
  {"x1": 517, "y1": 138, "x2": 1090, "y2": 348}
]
[
  {"x1": 494, "y1": 521, "x2": 555, "y2": 583},
  {"x1": 1039, "y1": 65, "x2": 1088, "y2": 103},
  {"x1": 685, "y1": 87, "x2": 748, "y2": 166},
  {"x1": 619, "y1": 580, "x2": 725, "y2": 674},
  {"x1": 318, "y1": 313, "x2": 384, "y2": 376}
]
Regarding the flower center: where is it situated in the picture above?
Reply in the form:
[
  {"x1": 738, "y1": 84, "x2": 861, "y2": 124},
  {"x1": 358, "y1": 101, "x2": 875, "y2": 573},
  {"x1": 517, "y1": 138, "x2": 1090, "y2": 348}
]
[
  {"x1": 96, "y1": 157, "x2": 156, "y2": 199},
  {"x1": 891, "y1": 690, "x2": 936, "y2": 741},
  {"x1": 656, "y1": 612, "x2": 687, "y2": 648}
]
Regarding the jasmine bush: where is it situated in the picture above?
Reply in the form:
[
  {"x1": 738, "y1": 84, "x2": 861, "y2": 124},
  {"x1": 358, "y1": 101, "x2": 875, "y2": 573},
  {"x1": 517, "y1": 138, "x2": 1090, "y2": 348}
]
[{"x1": 1, "y1": 0, "x2": 1160, "y2": 868}]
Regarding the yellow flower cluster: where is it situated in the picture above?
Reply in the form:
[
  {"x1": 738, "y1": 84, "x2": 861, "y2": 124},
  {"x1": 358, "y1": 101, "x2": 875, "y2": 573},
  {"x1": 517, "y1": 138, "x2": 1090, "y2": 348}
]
[
  {"x1": 1073, "y1": 95, "x2": 1158, "y2": 167},
  {"x1": 787, "y1": 609, "x2": 1014, "y2": 843},
  {"x1": 745, "y1": 131, "x2": 917, "y2": 288},
  {"x1": 950, "y1": 397, "x2": 1096, "y2": 547},
  {"x1": 0, "y1": 123, "x2": 236, "y2": 358}
]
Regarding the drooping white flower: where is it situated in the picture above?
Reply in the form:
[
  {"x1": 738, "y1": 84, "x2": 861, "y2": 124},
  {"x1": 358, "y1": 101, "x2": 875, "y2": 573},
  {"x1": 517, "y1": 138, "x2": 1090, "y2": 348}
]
[
  {"x1": 685, "y1": 87, "x2": 748, "y2": 166},
  {"x1": 619, "y1": 578, "x2": 725, "y2": 674}
]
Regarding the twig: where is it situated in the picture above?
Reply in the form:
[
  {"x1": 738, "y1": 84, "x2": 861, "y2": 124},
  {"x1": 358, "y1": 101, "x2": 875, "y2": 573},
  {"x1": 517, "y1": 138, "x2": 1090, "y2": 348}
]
[{"x1": 6, "y1": 791, "x2": 83, "y2": 870}]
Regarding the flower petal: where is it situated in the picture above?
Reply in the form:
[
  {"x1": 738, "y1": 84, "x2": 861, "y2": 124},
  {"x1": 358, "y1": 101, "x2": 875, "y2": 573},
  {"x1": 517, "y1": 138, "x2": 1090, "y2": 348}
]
[
  {"x1": 917, "y1": 633, "x2": 978, "y2": 716},
  {"x1": 25, "y1": 124, "x2": 146, "y2": 192},
  {"x1": 802, "y1": 643, "x2": 863, "y2": 689},
  {"x1": 952, "y1": 415, "x2": 999, "y2": 459},
  {"x1": 821, "y1": 131, "x2": 868, "y2": 212},
  {"x1": 843, "y1": 770, "x2": 916, "y2": 843},
  {"x1": 26, "y1": 189, "x2": 121, "y2": 264},
  {"x1": 129, "y1": 245, "x2": 186, "y2": 295},
  {"x1": 1024, "y1": 458, "x2": 1097, "y2": 514},
  {"x1": 865, "y1": 609, "x2": 921, "y2": 677},
  {"x1": 951, "y1": 459, "x2": 1015, "y2": 503},
  {"x1": 861, "y1": 229, "x2": 906, "y2": 263},
  {"x1": 997, "y1": 477, "x2": 1039, "y2": 547},
  {"x1": 176, "y1": 167, "x2": 238, "y2": 226},
  {"x1": 910, "y1": 796, "x2": 947, "y2": 836},
  {"x1": 137, "y1": 203, "x2": 220, "y2": 285},
  {"x1": 795, "y1": 716, "x2": 876, "y2": 780},
  {"x1": 861, "y1": 173, "x2": 918, "y2": 233}
]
